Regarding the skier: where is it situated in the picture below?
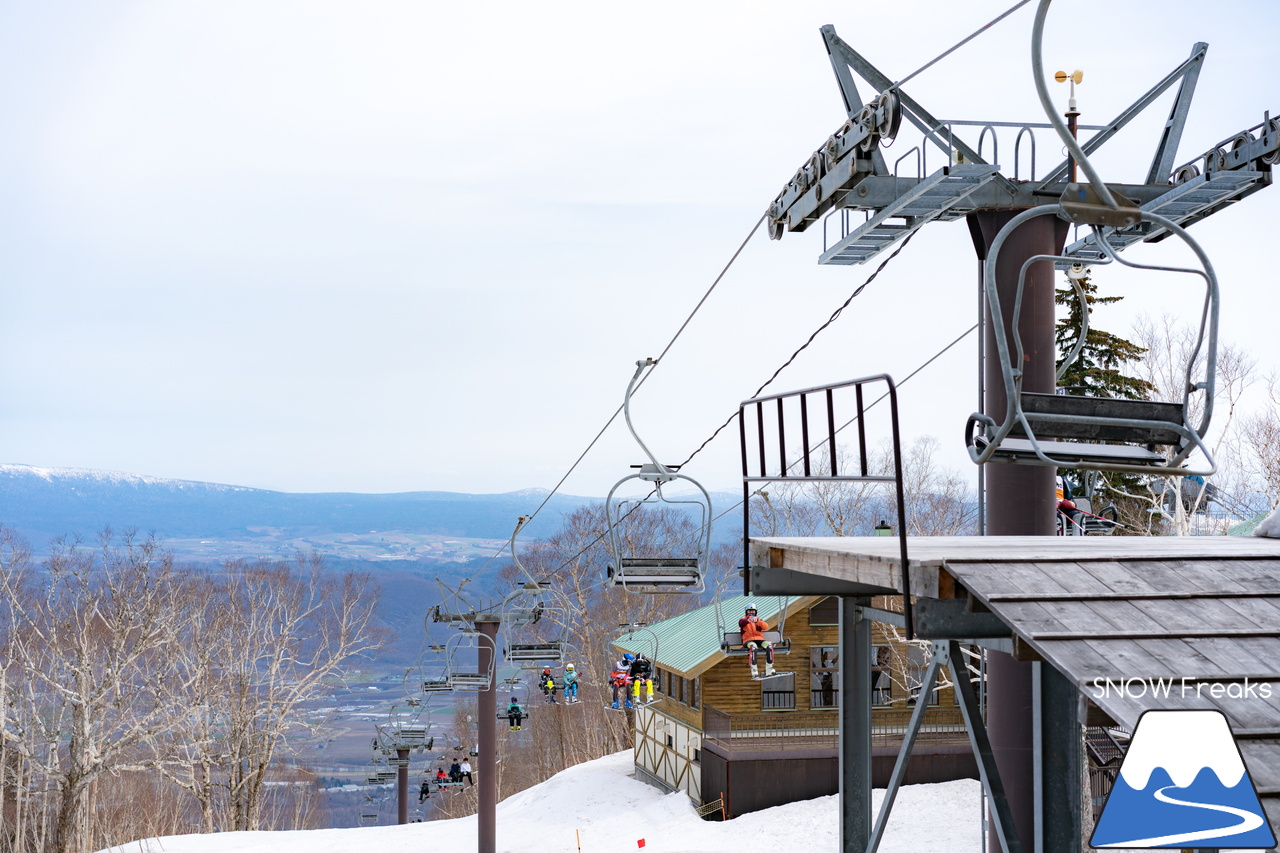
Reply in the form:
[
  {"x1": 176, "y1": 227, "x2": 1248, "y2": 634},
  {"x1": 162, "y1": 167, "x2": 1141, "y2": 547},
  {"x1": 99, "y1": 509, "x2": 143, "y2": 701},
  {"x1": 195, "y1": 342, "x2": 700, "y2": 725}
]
[
  {"x1": 418, "y1": 779, "x2": 432, "y2": 802},
  {"x1": 739, "y1": 604, "x2": 776, "y2": 679},
  {"x1": 540, "y1": 666, "x2": 559, "y2": 703},
  {"x1": 506, "y1": 696, "x2": 525, "y2": 730},
  {"x1": 609, "y1": 667, "x2": 632, "y2": 709},
  {"x1": 563, "y1": 663, "x2": 580, "y2": 703},
  {"x1": 628, "y1": 653, "x2": 655, "y2": 704}
]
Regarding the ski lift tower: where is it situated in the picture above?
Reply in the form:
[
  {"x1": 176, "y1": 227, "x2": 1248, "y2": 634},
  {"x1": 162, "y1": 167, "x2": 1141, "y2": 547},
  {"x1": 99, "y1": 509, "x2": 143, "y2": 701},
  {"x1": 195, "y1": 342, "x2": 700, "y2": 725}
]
[
  {"x1": 766, "y1": 13, "x2": 1277, "y2": 853},
  {"x1": 430, "y1": 594, "x2": 503, "y2": 853}
]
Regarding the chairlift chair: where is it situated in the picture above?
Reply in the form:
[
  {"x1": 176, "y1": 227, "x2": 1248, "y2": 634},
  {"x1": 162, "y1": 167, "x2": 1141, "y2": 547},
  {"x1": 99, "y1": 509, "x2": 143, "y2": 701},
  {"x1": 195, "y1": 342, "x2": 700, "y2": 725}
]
[
  {"x1": 716, "y1": 596, "x2": 793, "y2": 657},
  {"x1": 359, "y1": 812, "x2": 378, "y2": 825},
  {"x1": 443, "y1": 628, "x2": 497, "y2": 691},
  {"x1": 965, "y1": 27, "x2": 1220, "y2": 479},
  {"x1": 605, "y1": 359, "x2": 713, "y2": 593},
  {"x1": 965, "y1": 211, "x2": 1219, "y2": 478},
  {"x1": 499, "y1": 518, "x2": 573, "y2": 662}
]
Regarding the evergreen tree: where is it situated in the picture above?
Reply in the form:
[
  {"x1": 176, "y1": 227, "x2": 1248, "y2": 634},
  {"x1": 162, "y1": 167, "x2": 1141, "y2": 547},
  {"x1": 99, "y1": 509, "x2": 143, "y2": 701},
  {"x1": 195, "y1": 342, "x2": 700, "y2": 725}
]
[
  {"x1": 1053, "y1": 266, "x2": 1156, "y2": 533},
  {"x1": 1054, "y1": 266, "x2": 1155, "y2": 400}
]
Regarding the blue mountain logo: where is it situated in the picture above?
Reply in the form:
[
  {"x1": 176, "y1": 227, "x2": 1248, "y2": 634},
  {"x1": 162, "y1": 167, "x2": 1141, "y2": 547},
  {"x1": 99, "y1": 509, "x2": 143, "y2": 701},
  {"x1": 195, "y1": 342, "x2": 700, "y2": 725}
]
[{"x1": 1091, "y1": 709, "x2": 1275, "y2": 849}]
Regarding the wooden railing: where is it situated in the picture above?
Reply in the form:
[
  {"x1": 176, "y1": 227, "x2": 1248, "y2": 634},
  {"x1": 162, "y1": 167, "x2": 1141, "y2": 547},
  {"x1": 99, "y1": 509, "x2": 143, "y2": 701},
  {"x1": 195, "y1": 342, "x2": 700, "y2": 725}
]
[{"x1": 703, "y1": 705, "x2": 968, "y2": 753}]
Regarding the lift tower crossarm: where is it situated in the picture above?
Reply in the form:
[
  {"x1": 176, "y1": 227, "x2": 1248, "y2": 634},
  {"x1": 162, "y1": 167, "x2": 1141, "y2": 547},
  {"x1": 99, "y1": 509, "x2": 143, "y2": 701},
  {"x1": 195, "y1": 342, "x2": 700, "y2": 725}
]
[
  {"x1": 767, "y1": 28, "x2": 992, "y2": 240},
  {"x1": 1036, "y1": 43, "x2": 1208, "y2": 189},
  {"x1": 1145, "y1": 42, "x2": 1208, "y2": 186},
  {"x1": 822, "y1": 26, "x2": 888, "y2": 177},
  {"x1": 821, "y1": 27, "x2": 986, "y2": 169}
]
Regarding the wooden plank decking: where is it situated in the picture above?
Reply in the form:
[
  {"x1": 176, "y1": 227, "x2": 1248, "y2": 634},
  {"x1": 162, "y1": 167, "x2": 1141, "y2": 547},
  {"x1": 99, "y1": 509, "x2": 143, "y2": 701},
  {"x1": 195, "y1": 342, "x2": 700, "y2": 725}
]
[{"x1": 752, "y1": 534, "x2": 1280, "y2": 839}]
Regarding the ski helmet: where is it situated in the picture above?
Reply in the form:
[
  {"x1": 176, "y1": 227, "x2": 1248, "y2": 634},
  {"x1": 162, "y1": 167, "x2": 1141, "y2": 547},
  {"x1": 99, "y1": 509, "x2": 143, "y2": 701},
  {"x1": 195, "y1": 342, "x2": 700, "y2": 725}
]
[
  {"x1": 623, "y1": 653, "x2": 635, "y2": 662},
  {"x1": 745, "y1": 605, "x2": 758, "y2": 615},
  {"x1": 566, "y1": 664, "x2": 575, "y2": 670}
]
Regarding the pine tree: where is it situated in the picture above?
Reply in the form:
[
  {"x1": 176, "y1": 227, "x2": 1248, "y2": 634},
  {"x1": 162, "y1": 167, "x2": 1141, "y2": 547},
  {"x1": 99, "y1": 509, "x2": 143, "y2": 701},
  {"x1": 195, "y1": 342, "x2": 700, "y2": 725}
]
[
  {"x1": 1053, "y1": 266, "x2": 1157, "y2": 534},
  {"x1": 1054, "y1": 266, "x2": 1155, "y2": 400}
]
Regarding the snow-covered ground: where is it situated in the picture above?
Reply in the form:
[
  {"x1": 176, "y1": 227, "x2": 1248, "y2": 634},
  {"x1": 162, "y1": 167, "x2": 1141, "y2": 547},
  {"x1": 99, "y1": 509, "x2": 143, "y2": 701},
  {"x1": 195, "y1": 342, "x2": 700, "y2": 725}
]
[{"x1": 98, "y1": 751, "x2": 983, "y2": 853}]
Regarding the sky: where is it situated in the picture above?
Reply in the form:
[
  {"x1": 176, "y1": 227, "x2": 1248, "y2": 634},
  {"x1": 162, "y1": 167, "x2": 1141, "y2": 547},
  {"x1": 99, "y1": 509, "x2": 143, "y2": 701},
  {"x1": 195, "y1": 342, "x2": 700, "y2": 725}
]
[
  {"x1": 96, "y1": 749, "x2": 984, "y2": 853},
  {"x1": 0, "y1": 0, "x2": 1275, "y2": 498}
]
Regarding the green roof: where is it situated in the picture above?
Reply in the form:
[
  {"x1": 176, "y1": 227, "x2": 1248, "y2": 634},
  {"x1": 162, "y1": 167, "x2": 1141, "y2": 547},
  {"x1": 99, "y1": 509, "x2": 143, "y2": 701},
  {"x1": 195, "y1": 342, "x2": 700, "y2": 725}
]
[
  {"x1": 1228, "y1": 512, "x2": 1271, "y2": 536},
  {"x1": 612, "y1": 594, "x2": 815, "y2": 678}
]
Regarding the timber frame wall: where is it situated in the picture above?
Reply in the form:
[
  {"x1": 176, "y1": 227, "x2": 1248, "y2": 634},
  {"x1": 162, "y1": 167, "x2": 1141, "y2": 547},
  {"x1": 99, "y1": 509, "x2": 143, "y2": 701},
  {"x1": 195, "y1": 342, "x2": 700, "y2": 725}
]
[{"x1": 632, "y1": 597, "x2": 966, "y2": 808}]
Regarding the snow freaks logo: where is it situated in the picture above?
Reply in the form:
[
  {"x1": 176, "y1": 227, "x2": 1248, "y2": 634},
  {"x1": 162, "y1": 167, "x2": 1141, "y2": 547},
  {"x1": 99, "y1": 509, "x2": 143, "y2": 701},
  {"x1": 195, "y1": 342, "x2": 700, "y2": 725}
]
[
  {"x1": 1091, "y1": 710, "x2": 1276, "y2": 849},
  {"x1": 1089, "y1": 676, "x2": 1273, "y2": 700}
]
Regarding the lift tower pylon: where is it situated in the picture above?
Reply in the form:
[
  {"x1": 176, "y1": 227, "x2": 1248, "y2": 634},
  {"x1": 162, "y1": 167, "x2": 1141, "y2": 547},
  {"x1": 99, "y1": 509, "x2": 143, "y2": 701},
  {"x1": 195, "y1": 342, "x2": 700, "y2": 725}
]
[{"x1": 765, "y1": 10, "x2": 1276, "y2": 853}]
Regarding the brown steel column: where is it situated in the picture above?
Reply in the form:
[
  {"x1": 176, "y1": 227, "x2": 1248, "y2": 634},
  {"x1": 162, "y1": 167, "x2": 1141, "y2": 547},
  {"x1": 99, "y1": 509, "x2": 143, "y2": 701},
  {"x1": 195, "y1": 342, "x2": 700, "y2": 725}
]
[
  {"x1": 477, "y1": 619, "x2": 499, "y2": 853},
  {"x1": 969, "y1": 209, "x2": 1067, "y2": 852},
  {"x1": 396, "y1": 748, "x2": 409, "y2": 824}
]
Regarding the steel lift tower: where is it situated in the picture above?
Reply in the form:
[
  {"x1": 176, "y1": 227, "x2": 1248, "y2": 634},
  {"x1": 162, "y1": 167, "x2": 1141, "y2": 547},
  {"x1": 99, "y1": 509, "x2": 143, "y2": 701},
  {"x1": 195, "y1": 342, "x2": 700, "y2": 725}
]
[{"x1": 765, "y1": 8, "x2": 1277, "y2": 852}]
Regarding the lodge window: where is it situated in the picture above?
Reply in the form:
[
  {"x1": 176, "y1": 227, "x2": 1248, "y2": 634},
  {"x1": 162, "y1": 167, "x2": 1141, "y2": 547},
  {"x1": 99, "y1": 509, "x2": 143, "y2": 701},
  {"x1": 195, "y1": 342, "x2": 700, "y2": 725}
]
[
  {"x1": 872, "y1": 644, "x2": 892, "y2": 706},
  {"x1": 689, "y1": 677, "x2": 699, "y2": 710},
  {"x1": 811, "y1": 646, "x2": 839, "y2": 709},
  {"x1": 762, "y1": 672, "x2": 796, "y2": 711}
]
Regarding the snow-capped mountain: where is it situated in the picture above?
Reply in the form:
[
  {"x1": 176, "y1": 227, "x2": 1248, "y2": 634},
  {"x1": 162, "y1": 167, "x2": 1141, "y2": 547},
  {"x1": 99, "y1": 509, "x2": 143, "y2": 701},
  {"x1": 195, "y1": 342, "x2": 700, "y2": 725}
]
[{"x1": 0, "y1": 463, "x2": 593, "y2": 555}]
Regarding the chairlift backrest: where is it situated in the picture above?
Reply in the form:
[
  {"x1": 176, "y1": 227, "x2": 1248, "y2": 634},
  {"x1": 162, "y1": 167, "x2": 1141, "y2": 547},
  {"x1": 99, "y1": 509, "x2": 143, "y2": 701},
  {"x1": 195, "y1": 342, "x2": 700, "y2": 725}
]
[
  {"x1": 443, "y1": 629, "x2": 496, "y2": 691},
  {"x1": 605, "y1": 359, "x2": 713, "y2": 594}
]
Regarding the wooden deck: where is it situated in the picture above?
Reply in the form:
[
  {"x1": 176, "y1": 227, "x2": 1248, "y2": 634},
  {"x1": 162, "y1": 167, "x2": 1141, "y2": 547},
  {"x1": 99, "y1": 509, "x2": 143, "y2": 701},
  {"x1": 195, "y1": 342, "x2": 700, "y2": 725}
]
[{"x1": 751, "y1": 534, "x2": 1280, "y2": 835}]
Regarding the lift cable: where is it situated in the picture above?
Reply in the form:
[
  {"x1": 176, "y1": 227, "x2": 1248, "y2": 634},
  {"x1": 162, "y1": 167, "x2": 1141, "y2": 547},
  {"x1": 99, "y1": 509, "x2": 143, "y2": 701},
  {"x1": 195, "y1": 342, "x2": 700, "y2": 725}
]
[
  {"x1": 536, "y1": 317, "x2": 978, "y2": 589},
  {"x1": 449, "y1": 212, "x2": 766, "y2": 583},
  {"x1": 894, "y1": 0, "x2": 1034, "y2": 89},
  {"x1": 676, "y1": 230, "x2": 918, "y2": 468}
]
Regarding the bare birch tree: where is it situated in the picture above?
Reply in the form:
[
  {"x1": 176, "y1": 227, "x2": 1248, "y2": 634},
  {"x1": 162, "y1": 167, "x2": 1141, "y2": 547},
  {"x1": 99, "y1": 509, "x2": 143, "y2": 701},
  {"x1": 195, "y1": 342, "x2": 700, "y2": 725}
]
[{"x1": 0, "y1": 530, "x2": 192, "y2": 853}]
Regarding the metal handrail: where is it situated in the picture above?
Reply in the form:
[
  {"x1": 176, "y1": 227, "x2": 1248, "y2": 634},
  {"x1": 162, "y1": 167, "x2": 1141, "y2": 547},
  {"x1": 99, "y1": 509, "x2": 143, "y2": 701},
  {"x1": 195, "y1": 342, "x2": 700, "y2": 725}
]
[{"x1": 738, "y1": 373, "x2": 913, "y2": 637}]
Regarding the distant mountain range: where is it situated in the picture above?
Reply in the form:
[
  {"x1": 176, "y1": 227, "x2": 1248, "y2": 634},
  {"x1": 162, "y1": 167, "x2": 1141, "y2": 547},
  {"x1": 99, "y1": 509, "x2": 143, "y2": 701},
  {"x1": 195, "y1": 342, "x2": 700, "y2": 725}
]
[
  {"x1": 0, "y1": 464, "x2": 744, "y2": 563},
  {"x1": 0, "y1": 464, "x2": 598, "y2": 562}
]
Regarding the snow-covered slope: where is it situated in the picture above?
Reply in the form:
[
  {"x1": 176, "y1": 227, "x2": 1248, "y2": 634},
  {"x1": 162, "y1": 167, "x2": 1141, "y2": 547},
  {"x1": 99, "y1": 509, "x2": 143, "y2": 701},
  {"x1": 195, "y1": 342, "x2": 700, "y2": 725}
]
[{"x1": 99, "y1": 751, "x2": 982, "y2": 853}]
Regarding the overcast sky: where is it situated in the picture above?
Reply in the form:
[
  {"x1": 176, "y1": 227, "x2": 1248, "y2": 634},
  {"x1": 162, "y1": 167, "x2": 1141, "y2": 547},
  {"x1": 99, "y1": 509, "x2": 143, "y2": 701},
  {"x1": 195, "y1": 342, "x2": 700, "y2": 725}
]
[{"x1": 0, "y1": 1, "x2": 1274, "y2": 497}]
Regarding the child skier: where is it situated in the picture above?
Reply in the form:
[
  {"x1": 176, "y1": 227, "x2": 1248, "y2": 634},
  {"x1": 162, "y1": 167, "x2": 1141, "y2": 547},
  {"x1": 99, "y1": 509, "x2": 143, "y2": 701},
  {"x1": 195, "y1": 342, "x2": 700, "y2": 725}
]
[
  {"x1": 739, "y1": 604, "x2": 776, "y2": 679},
  {"x1": 563, "y1": 663, "x2": 580, "y2": 703}
]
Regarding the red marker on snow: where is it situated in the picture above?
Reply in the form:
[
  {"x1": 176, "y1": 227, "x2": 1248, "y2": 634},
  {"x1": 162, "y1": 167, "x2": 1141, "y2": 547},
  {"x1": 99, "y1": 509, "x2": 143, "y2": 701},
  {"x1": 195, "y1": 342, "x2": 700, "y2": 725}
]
[{"x1": 637, "y1": 840, "x2": 646, "y2": 848}]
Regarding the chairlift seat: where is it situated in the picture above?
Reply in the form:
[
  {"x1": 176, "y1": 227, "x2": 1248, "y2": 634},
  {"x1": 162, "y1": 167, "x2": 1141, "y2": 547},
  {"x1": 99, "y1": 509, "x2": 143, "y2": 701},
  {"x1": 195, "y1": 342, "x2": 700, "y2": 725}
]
[
  {"x1": 449, "y1": 673, "x2": 491, "y2": 689},
  {"x1": 359, "y1": 813, "x2": 378, "y2": 825},
  {"x1": 720, "y1": 630, "x2": 791, "y2": 655},
  {"x1": 1013, "y1": 393, "x2": 1187, "y2": 445},
  {"x1": 608, "y1": 558, "x2": 702, "y2": 589},
  {"x1": 422, "y1": 677, "x2": 452, "y2": 693},
  {"x1": 506, "y1": 643, "x2": 566, "y2": 662},
  {"x1": 395, "y1": 726, "x2": 429, "y2": 743},
  {"x1": 976, "y1": 435, "x2": 1170, "y2": 468}
]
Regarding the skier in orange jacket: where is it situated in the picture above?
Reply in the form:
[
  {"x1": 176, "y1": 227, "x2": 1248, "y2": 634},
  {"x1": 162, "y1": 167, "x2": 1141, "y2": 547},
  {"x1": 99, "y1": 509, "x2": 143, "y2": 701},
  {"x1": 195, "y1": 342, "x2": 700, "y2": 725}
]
[{"x1": 738, "y1": 604, "x2": 776, "y2": 679}]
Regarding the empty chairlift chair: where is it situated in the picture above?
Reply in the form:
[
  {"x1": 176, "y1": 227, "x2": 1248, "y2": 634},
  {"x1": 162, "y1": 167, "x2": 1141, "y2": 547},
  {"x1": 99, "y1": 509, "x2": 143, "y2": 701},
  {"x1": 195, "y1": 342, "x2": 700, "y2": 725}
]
[
  {"x1": 499, "y1": 519, "x2": 571, "y2": 664},
  {"x1": 443, "y1": 628, "x2": 496, "y2": 691},
  {"x1": 965, "y1": 208, "x2": 1219, "y2": 478},
  {"x1": 605, "y1": 359, "x2": 713, "y2": 593}
]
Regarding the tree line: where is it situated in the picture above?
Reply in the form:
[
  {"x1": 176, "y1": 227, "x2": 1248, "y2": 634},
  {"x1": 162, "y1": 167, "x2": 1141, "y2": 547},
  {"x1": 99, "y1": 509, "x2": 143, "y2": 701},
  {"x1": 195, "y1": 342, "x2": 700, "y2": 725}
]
[{"x1": 0, "y1": 529, "x2": 385, "y2": 853}]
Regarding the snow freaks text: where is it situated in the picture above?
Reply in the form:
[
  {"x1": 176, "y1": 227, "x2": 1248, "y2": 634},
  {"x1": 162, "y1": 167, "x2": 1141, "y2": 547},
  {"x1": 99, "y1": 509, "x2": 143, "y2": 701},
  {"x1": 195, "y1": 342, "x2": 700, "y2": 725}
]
[{"x1": 1089, "y1": 677, "x2": 1273, "y2": 700}]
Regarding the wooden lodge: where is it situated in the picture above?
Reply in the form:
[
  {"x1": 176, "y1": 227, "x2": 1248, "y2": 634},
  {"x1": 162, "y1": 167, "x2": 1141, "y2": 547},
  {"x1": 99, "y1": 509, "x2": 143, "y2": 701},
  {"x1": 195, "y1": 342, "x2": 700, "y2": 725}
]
[{"x1": 613, "y1": 593, "x2": 977, "y2": 817}]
